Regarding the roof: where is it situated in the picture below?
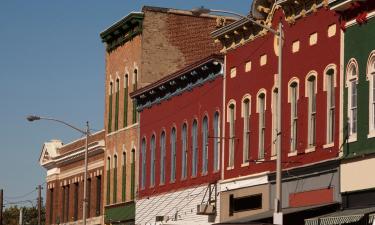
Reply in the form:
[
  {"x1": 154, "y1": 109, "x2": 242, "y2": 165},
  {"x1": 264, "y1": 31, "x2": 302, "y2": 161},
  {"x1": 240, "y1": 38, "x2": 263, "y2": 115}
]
[{"x1": 305, "y1": 207, "x2": 375, "y2": 225}]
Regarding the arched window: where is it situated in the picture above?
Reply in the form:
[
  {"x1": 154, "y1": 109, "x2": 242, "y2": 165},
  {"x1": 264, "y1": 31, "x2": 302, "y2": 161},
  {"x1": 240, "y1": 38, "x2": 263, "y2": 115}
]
[
  {"x1": 258, "y1": 93, "x2": 266, "y2": 159},
  {"x1": 141, "y1": 138, "x2": 146, "y2": 189},
  {"x1": 228, "y1": 103, "x2": 236, "y2": 167},
  {"x1": 170, "y1": 128, "x2": 177, "y2": 182},
  {"x1": 115, "y1": 79, "x2": 120, "y2": 131},
  {"x1": 326, "y1": 67, "x2": 335, "y2": 144},
  {"x1": 307, "y1": 75, "x2": 317, "y2": 147},
  {"x1": 213, "y1": 112, "x2": 220, "y2": 172},
  {"x1": 202, "y1": 116, "x2": 209, "y2": 174},
  {"x1": 290, "y1": 81, "x2": 299, "y2": 152},
  {"x1": 113, "y1": 155, "x2": 118, "y2": 203},
  {"x1": 108, "y1": 82, "x2": 113, "y2": 133},
  {"x1": 160, "y1": 131, "x2": 166, "y2": 184},
  {"x1": 123, "y1": 74, "x2": 129, "y2": 128},
  {"x1": 347, "y1": 61, "x2": 358, "y2": 139},
  {"x1": 150, "y1": 135, "x2": 156, "y2": 186},
  {"x1": 242, "y1": 98, "x2": 250, "y2": 163},
  {"x1": 368, "y1": 54, "x2": 375, "y2": 134},
  {"x1": 106, "y1": 156, "x2": 111, "y2": 204},
  {"x1": 122, "y1": 151, "x2": 126, "y2": 201},
  {"x1": 271, "y1": 88, "x2": 278, "y2": 158},
  {"x1": 132, "y1": 69, "x2": 138, "y2": 124},
  {"x1": 181, "y1": 123, "x2": 188, "y2": 179},
  {"x1": 192, "y1": 120, "x2": 198, "y2": 176}
]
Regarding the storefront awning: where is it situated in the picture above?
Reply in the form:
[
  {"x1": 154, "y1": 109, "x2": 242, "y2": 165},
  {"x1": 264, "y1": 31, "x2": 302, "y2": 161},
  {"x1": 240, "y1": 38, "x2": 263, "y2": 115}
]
[{"x1": 305, "y1": 207, "x2": 375, "y2": 225}]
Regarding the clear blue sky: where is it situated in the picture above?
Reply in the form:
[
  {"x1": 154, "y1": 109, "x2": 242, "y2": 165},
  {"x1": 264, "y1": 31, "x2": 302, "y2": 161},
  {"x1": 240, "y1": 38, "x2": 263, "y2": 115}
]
[{"x1": 0, "y1": 0, "x2": 250, "y2": 207}]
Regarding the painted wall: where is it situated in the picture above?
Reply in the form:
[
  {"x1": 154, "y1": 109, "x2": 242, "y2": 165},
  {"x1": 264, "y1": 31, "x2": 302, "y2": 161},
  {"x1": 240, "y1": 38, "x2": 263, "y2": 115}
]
[
  {"x1": 223, "y1": 7, "x2": 341, "y2": 180},
  {"x1": 138, "y1": 76, "x2": 223, "y2": 198}
]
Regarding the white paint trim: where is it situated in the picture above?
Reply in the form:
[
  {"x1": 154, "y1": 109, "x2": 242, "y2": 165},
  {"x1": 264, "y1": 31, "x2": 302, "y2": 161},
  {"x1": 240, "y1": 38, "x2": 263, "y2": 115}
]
[
  {"x1": 106, "y1": 122, "x2": 139, "y2": 137},
  {"x1": 220, "y1": 174, "x2": 268, "y2": 192},
  {"x1": 345, "y1": 10, "x2": 375, "y2": 28},
  {"x1": 305, "y1": 147, "x2": 316, "y2": 153},
  {"x1": 323, "y1": 143, "x2": 334, "y2": 149},
  {"x1": 339, "y1": 29, "x2": 344, "y2": 158},
  {"x1": 47, "y1": 160, "x2": 104, "y2": 181}
]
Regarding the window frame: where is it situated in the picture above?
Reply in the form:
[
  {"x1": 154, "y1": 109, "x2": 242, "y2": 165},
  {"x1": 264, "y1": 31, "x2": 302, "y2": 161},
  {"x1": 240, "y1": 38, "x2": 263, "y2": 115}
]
[
  {"x1": 346, "y1": 59, "x2": 359, "y2": 142},
  {"x1": 241, "y1": 96, "x2": 251, "y2": 165}
]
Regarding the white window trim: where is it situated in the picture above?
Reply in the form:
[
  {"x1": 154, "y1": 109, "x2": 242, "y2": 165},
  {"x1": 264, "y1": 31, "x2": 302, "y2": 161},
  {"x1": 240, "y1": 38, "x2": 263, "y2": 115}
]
[
  {"x1": 346, "y1": 59, "x2": 359, "y2": 142},
  {"x1": 271, "y1": 86, "x2": 278, "y2": 158},
  {"x1": 288, "y1": 78, "x2": 300, "y2": 155},
  {"x1": 227, "y1": 101, "x2": 236, "y2": 167},
  {"x1": 367, "y1": 51, "x2": 375, "y2": 137},
  {"x1": 241, "y1": 95, "x2": 251, "y2": 164},
  {"x1": 257, "y1": 90, "x2": 266, "y2": 160},
  {"x1": 305, "y1": 72, "x2": 318, "y2": 149},
  {"x1": 324, "y1": 64, "x2": 337, "y2": 146}
]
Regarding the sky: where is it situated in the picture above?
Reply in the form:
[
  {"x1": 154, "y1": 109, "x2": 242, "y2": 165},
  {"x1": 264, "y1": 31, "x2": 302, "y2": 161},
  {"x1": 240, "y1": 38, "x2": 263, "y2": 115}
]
[{"x1": 0, "y1": 0, "x2": 250, "y2": 207}]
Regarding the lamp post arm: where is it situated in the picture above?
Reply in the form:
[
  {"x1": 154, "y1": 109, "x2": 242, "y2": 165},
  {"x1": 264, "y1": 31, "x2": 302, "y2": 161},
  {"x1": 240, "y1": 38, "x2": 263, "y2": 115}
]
[
  {"x1": 38, "y1": 117, "x2": 87, "y2": 134},
  {"x1": 208, "y1": 9, "x2": 280, "y2": 36}
]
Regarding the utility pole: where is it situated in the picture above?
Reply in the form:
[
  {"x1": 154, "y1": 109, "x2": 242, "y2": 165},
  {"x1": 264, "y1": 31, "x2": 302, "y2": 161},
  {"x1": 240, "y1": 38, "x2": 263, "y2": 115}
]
[
  {"x1": 19, "y1": 207, "x2": 23, "y2": 225},
  {"x1": 0, "y1": 189, "x2": 3, "y2": 225},
  {"x1": 37, "y1": 185, "x2": 42, "y2": 225}
]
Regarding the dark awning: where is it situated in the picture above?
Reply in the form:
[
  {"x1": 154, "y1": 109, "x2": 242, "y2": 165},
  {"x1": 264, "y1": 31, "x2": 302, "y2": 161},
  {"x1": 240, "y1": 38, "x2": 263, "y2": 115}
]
[{"x1": 305, "y1": 207, "x2": 375, "y2": 225}]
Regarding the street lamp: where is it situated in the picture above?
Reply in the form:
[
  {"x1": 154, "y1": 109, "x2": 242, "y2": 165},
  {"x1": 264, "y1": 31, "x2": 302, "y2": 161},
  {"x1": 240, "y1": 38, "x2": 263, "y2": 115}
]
[
  {"x1": 192, "y1": 6, "x2": 284, "y2": 225},
  {"x1": 27, "y1": 115, "x2": 90, "y2": 225}
]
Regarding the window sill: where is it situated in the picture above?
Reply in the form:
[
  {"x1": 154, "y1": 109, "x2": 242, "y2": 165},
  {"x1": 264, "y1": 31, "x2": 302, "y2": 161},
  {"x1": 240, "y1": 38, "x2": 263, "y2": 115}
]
[
  {"x1": 256, "y1": 159, "x2": 265, "y2": 164},
  {"x1": 368, "y1": 131, "x2": 375, "y2": 139},
  {"x1": 323, "y1": 143, "x2": 334, "y2": 149},
  {"x1": 288, "y1": 151, "x2": 298, "y2": 157},
  {"x1": 270, "y1": 155, "x2": 277, "y2": 160},
  {"x1": 241, "y1": 162, "x2": 249, "y2": 167},
  {"x1": 226, "y1": 166, "x2": 234, "y2": 170},
  {"x1": 201, "y1": 172, "x2": 208, "y2": 176},
  {"x1": 348, "y1": 135, "x2": 357, "y2": 143},
  {"x1": 305, "y1": 147, "x2": 316, "y2": 153}
]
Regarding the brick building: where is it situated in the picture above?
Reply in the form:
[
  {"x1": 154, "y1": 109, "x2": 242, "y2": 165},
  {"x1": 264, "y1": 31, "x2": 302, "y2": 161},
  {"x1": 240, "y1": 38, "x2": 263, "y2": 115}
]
[
  {"x1": 212, "y1": 0, "x2": 342, "y2": 224},
  {"x1": 39, "y1": 130, "x2": 105, "y2": 225},
  {"x1": 99, "y1": 6, "x2": 228, "y2": 225},
  {"x1": 131, "y1": 54, "x2": 224, "y2": 225}
]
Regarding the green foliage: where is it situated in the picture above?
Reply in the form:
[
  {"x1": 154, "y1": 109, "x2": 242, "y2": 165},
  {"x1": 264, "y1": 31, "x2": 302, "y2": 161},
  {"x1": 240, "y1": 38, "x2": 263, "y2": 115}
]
[{"x1": 3, "y1": 205, "x2": 45, "y2": 225}]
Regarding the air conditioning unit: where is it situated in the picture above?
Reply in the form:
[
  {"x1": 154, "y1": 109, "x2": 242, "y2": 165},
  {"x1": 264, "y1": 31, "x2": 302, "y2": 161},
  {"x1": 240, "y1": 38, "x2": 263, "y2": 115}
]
[
  {"x1": 197, "y1": 204, "x2": 216, "y2": 215},
  {"x1": 155, "y1": 215, "x2": 169, "y2": 222}
]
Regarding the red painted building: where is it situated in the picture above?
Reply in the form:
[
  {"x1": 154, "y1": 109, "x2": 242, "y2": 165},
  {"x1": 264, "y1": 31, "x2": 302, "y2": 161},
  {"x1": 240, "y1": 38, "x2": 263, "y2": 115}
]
[
  {"x1": 213, "y1": 0, "x2": 342, "y2": 223},
  {"x1": 131, "y1": 55, "x2": 224, "y2": 225}
]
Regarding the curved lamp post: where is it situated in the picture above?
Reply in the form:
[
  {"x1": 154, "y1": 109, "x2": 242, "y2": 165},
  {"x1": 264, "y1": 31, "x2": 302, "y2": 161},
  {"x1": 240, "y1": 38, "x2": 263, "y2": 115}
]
[
  {"x1": 27, "y1": 115, "x2": 90, "y2": 225},
  {"x1": 192, "y1": 7, "x2": 284, "y2": 225}
]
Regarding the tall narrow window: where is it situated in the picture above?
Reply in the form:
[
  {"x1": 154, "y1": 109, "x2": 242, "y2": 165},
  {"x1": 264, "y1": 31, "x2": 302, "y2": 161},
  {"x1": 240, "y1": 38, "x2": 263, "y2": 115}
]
[
  {"x1": 258, "y1": 93, "x2": 266, "y2": 159},
  {"x1": 131, "y1": 149, "x2": 135, "y2": 200},
  {"x1": 108, "y1": 82, "x2": 113, "y2": 133},
  {"x1": 213, "y1": 112, "x2": 220, "y2": 172},
  {"x1": 150, "y1": 135, "x2": 156, "y2": 186},
  {"x1": 272, "y1": 88, "x2": 278, "y2": 157},
  {"x1": 243, "y1": 99, "x2": 250, "y2": 163},
  {"x1": 202, "y1": 116, "x2": 209, "y2": 174},
  {"x1": 115, "y1": 79, "x2": 120, "y2": 131},
  {"x1": 229, "y1": 103, "x2": 235, "y2": 167},
  {"x1": 49, "y1": 189, "x2": 53, "y2": 224},
  {"x1": 171, "y1": 128, "x2": 177, "y2": 182},
  {"x1": 160, "y1": 131, "x2": 166, "y2": 184},
  {"x1": 181, "y1": 123, "x2": 188, "y2": 179},
  {"x1": 141, "y1": 138, "x2": 146, "y2": 189},
  {"x1": 122, "y1": 152, "x2": 126, "y2": 202},
  {"x1": 65, "y1": 185, "x2": 70, "y2": 222},
  {"x1": 132, "y1": 69, "x2": 138, "y2": 124},
  {"x1": 347, "y1": 62, "x2": 358, "y2": 137},
  {"x1": 87, "y1": 178, "x2": 91, "y2": 218},
  {"x1": 123, "y1": 75, "x2": 129, "y2": 128},
  {"x1": 290, "y1": 82, "x2": 298, "y2": 152},
  {"x1": 192, "y1": 120, "x2": 198, "y2": 176},
  {"x1": 61, "y1": 186, "x2": 65, "y2": 222},
  {"x1": 113, "y1": 155, "x2": 117, "y2": 203},
  {"x1": 326, "y1": 69, "x2": 335, "y2": 144},
  {"x1": 106, "y1": 157, "x2": 111, "y2": 205},
  {"x1": 368, "y1": 56, "x2": 375, "y2": 133},
  {"x1": 74, "y1": 183, "x2": 79, "y2": 221},
  {"x1": 96, "y1": 176, "x2": 101, "y2": 216},
  {"x1": 308, "y1": 76, "x2": 317, "y2": 147}
]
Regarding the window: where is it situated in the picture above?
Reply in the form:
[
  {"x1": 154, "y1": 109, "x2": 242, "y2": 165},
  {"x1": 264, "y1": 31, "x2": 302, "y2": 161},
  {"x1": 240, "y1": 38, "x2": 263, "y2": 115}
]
[
  {"x1": 115, "y1": 78, "x2": 120, "y2": 131},
  {"x1": 74, "y1": 183, "x2": 79, "y2": 220},
  {"x1": 61, "y1": 185, "x2": 70, "y2": 222},
  {"x1": 131, "y1": 149, "x2": 135, "y2": 200},
  {"x1": 160, "y1": 131, "x2": 166, "y2": 184},
  {"x1": 108, "y1": 82, "x2": 113, "y2": 133},
  {"x1": 106, "y1": 157, "x2": 111, "y2": 205},
  {"x1": 290, "y1": 82, "x2": 298, "y2": 152},
  {"x1": 49, "y1": 189, "x2": 54, "y2": 224},
  {"x1": 326, "y1": 68, "x2": 335, "y2": 144},
  {"x1": 229, "y1": 194, "x2": 262, "y2": 216},
  {"x1": 113, "y1": 155, "x2": 117, "y2": 203},
  {"x1": 181, "y1": 123, "x2": 188, "y2": 179},
  {"x1": 96, "y1": 176, "x2": 101, "y2": 216},
  {"x1": 150, "y1": 135, "x2": 156, "y2": 186},
  {"x1": 122, "y1": 152, "x2": 126, "y2": 201},
  {"x1": 368, "y1": 54, "x2": 375, "y2": 134},
  {"x1": 242, "y1": 98, "x2": 250, "y2": 163},
  {"x1": 202, "y1": 116, "x2": 209, "y2": 174},
  {"x1": 123, "y1": 74, "x2": 129, "y2": 128},
  {"x1": 132, "y1": 69, "x2": 138, "y2": 124},
  {"x1": 141, "y1": 138, "x2": 146, "y2": 189},
  {"x1": 228, "y1": 103, "x2": 236, "y2": 167},
  {"x1": 192, "y1": 120, "x2": 198, "y2": 176},
  {"x1": 213, "y1": 112, "x2": 220, "y2": 172},
  {"x1": 271, "y1": 88, "x2": 278, "y2": 157},
  {"x1": 171, "y1": 128, "x2": 177, "y2": 182},
  {"x1": 347, "y1": 61, "x2": 358, "y2": 139},
  {"x1": 87, "y1": 178, "x2": 91, "y2": 218},
  {"x1": 307, "y1": 75, "x2": 317, "y2": 147},
  {"x1": 258, "y1": 93, "x2": 266, "y2": 159}
]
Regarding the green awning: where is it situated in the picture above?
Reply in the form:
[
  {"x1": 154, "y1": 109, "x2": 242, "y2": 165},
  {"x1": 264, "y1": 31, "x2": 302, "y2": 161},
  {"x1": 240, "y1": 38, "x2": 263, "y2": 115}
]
[
  {"x1": 305, "y1": 207, "x2": 375, "y2": 225},
  {"x1": 104, "y1": 201, "x2": 135, "y2": 224}
]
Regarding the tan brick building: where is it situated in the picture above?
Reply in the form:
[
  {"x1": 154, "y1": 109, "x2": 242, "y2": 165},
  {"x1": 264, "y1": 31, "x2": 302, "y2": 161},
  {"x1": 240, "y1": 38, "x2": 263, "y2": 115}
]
[
  {"x1": 100, "y1": 5, "x2": 226, "y2": 225},
  {"x1": 40, "y1": 130, "x2": 105, "y2": 225}
]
